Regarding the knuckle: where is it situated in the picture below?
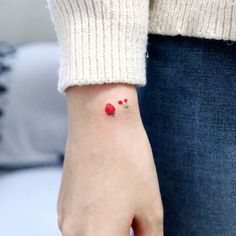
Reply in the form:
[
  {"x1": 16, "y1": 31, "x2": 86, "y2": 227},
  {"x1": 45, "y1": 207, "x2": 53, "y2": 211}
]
[
  {"x1": 156, "y1": 209, "x2": 164, "y2": 226},
  {"x1": 60, "y1": 219, "x2": 77, "y2": 236},
  {"x1": 147, "y1": 208, "x2": 164, "y2": 231},
  {"x1": 57, "y1": 203, "x2": 63, "y2": 229},
  {"x1": 61, "y1": 222, "x2": 92, "y2": 236},
  {"x1": 152, "y1": 209, "x2": 164, "y2": 234},
  {"x1": 153, "y1": 213, "x2": 163, "y2": 226},
  {"x1": 60, "y1": 217, "x2": 90, "y2": 236},
  {"x1": 157, "y1": 207, "x2": 164, "y2": 223},
  {"x1": 57, "y1": 215, "x2": 62, "y2": 231}
]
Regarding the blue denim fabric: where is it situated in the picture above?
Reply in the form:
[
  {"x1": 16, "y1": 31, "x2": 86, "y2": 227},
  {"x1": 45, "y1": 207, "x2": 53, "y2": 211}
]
[{"x1": 138, "y1": 34, "x2": 236, "y2": 236}]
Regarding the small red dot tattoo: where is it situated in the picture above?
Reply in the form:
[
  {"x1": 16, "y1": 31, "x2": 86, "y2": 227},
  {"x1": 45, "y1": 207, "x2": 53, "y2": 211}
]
[{"x1": 105, "y1": 103, "x2": 116, "y2": 116}]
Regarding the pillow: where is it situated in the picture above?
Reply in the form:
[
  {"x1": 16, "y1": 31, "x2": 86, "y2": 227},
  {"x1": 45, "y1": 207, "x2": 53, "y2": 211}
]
[{"x1": 0, "y1": 43, "x2": 67, "y2": 168}]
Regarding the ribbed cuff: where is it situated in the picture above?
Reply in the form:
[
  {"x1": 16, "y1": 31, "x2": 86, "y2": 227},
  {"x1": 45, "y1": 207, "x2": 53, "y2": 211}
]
[
  {"x1": 149, "y1": 0, "x2": 236, "y2": 42},
  {"x1": 47, "y1": 0, "x2": 149, "y2": 93}
]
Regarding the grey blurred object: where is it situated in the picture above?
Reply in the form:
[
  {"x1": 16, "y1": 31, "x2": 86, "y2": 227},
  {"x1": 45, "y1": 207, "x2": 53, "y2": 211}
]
[
  {"x1": 0, "y1": 43, "x2": 67, "y2": 167},
  {"x1": 0, "y1": 0, "x2": 56, "y2": 43},
  {"x1": 0, "y1": 43, "x2": 16, "y2": 98}
]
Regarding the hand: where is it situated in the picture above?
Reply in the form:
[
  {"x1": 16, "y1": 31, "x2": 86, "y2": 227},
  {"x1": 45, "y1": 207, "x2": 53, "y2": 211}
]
[{"x1": 57, "y1": 84, "x2": 163, "y2": 236}]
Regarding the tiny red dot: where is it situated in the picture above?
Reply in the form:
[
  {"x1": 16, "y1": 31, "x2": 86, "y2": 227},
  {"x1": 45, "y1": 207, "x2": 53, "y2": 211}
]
[
  {"x1": 124, "y1": 98, "x2": 128, "y2": 103},
  {"x1": 118, "y1": 100, "x2": 123, "y2": 105}
]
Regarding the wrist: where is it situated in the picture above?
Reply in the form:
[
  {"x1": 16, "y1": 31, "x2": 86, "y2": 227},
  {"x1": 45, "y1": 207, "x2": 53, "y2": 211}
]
[{"x1": 65, "y1": 84, "x2": 143, "y2": 133}]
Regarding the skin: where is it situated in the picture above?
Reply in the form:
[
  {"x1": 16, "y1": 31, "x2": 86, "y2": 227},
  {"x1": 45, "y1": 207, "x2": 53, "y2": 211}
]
[{"x1": 58, "y1": 84, "x2": 164, "y2": 236}]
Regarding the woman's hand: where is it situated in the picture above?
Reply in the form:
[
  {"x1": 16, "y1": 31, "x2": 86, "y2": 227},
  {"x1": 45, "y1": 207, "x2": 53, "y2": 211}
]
[{"x1": 57, "y1": 84, "x2": 163, "y2": 236}]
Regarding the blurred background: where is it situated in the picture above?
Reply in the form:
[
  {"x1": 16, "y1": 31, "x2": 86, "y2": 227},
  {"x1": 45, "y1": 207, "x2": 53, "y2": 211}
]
[
  {"x1": 0, "y1": 0, "x2": 67, "y2": 235},
  {"x1": 0, "y1": 0, "x2": 55, "y2": 43}
]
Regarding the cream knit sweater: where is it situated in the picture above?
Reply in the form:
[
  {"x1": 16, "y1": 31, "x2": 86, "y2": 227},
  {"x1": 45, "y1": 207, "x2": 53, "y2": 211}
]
[{"x1": 47, "y1": 0, "x2": 236, "y2": 93}]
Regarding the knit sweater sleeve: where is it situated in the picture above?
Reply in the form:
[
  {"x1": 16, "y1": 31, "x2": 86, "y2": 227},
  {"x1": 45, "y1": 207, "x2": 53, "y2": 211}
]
[{"x1": 47, "y1": 0, "x2": 149, "y2": 93}]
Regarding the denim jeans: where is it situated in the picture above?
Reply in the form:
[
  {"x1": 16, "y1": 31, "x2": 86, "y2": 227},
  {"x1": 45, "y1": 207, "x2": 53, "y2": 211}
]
[{"x1": 138, "y1": 34, "x2": 236, "y2": 236}]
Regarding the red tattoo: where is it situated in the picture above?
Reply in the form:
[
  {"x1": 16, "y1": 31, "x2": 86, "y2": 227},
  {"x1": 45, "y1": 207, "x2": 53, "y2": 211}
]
[
  {"x1": 105, "y1": 103, "x2": 116, "y2": 116},
  {"x1": 118, "y1": 98, "x2": 129, "y2": 109},
  {"x1": 105, "y1": 98, "x2": 129, "y2": 117}
]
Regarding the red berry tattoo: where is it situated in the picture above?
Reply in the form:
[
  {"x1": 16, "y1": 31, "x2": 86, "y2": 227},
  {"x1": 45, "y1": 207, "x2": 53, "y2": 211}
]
[
  {"x1": 105, "y1": 103, "x2": 116, "y2": 116},
  {"x1": 118, "y1": 98, "x2": 129, "y2": 109},
  {"x1": 105, "y1": 98, "x2": 129, "y2": 117}
]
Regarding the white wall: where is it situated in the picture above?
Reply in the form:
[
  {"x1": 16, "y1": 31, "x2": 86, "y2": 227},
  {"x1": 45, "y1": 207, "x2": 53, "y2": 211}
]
[{"x1": 0, "y1": 0, "x2": 56, "y2": 43}]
